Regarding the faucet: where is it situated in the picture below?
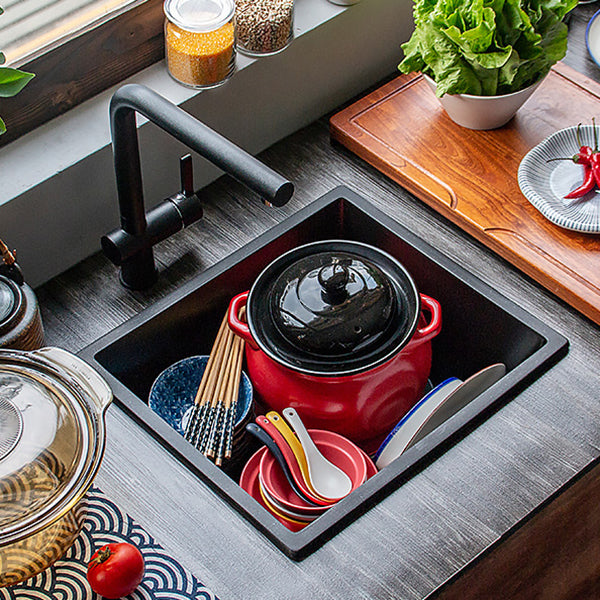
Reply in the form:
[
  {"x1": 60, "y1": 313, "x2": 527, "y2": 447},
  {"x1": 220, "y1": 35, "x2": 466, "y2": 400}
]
[{"x1": 101, "y1": 83, "x2": 294, "y2": 290}]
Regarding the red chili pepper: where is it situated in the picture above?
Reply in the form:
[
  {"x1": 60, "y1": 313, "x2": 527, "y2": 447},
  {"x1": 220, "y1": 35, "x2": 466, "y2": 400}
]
[
  {"x1": 578, "y1": 146, "x2": 593, "y2": 164},
  {"x1": 565, "y1": 161, "x2": 596, "y2": 199},
  {"x1": 546, "y1": 147, "x2": 592, "y2": 165},
  {"x1": 591, "y1": 152, "x2": 600, "y2": 188}
]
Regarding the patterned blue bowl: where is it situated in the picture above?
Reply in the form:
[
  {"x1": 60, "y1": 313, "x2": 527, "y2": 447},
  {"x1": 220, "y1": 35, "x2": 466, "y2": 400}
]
[{"x1": 149, "y1": 355, "x2": 253, "y2": 436}]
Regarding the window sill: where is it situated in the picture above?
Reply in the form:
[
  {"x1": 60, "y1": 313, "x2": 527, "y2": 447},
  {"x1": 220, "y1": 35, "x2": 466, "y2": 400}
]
[{"x1": 0, "y1": 0, "x2": 410, "y2": 287}]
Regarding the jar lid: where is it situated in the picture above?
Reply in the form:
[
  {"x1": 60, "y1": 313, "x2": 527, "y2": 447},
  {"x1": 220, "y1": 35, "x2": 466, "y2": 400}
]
[
  {"x1": 164, "y1": 0, "x2": 234, "y2": 32},
  {"x1": 0, "y1": 348, "x2": 111, "y2": 545},
  {"x1": 247, "y1": 241, "x2": 421, "y2": 376},
  {"x1": 0, "y1": 276, "x2": 23, "y2": 335}
]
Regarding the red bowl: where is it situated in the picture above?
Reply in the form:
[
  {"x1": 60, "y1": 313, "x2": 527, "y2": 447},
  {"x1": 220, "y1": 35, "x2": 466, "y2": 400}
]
[
  {"x1": 258, "y1": 479, "x2": 317, "y2": 523},
  {"x1": 239, "y1": 447, "x2": 306, "y2": 532},
  {"x1": 260, "y1": 429, "x2": 368, "y2": 515}
]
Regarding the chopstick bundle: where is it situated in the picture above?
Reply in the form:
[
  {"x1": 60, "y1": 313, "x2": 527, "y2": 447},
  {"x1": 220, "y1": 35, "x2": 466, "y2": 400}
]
[{"x1": 184, "y1": 308, "x2": 246, "y2": 466}]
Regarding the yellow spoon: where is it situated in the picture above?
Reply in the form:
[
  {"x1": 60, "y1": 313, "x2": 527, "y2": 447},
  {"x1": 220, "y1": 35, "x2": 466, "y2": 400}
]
[{"x1": 266, "y1": 411, "x2": 329, "y2": 502}]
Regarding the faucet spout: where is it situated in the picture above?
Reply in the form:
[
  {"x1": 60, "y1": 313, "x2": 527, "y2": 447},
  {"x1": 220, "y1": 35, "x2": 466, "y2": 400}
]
[{"x1": 102, "y1": 83, "x2": 294, "y2": 290}]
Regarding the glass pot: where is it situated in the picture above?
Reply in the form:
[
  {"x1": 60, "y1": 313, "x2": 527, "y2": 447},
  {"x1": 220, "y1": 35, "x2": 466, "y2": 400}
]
[
  {"x1": 228, "y1": 240, "x2": 442, "y2": 454},
  {"x1": 0, "y1": 347, "x2": 112, "y2": 587}
]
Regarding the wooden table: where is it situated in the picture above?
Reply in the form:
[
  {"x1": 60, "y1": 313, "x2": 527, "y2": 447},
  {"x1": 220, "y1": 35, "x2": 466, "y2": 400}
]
[{"x1": 35, "y1": 6, "x2": 600, "y2": 599}]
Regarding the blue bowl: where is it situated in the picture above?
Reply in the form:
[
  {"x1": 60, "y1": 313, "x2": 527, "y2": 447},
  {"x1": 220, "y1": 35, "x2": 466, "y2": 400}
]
[{"x1": 149, "y1": 355, "x2": 253, "y2": 436}]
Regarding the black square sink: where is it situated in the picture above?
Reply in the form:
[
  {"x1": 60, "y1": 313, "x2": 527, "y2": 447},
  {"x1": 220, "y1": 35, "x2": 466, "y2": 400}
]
[{"x1": 79, "y1": 186, "x2": 568, "y2": 560}]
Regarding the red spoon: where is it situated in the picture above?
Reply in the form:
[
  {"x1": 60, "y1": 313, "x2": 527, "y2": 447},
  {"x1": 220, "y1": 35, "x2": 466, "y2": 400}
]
[{"x1": 256, "y1": 415, "x2": 332, "y2": 506}]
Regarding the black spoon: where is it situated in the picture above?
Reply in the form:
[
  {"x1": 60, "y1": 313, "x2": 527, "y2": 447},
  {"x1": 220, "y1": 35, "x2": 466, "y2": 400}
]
[{"x1": 245, "y1": 423, "x2": 320, "y2": 507}]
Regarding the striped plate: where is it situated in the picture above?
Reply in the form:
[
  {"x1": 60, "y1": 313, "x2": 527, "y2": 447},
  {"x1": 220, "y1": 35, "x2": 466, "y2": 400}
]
[{"x1": 518, "y1": 125, "x2": 600, "y2": 233}]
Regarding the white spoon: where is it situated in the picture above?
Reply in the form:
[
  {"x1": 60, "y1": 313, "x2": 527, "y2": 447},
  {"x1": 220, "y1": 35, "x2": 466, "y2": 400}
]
[{"x1": 282, "y1": 407, "x2": 353, "y2": 500}]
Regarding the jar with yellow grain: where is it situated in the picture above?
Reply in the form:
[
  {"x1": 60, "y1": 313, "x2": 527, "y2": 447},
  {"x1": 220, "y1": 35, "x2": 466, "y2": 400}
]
[{"x1": 164, "y1": 0, "x2": 236, "y2": 89}]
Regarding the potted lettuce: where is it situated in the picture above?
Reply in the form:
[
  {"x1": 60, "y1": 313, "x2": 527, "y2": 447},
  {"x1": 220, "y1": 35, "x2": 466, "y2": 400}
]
[
  {"x1": 398, "y1": 0, "x2": 578, "y2": 129},
  {"x1": 0, "y1": 6, "x2": 34, "y2": 135}
]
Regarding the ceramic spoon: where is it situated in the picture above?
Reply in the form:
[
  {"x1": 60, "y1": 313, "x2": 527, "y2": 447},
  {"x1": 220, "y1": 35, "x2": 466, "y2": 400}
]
[
  {"x1": 282, "y1": 407, "x2": 353, "y2": 500},
  {"x1": 266, "y1": 411, "x2": 331, "y2": 504},
  {"x1": 253, "y1": 416, "x2": 322, "y2": 506},
  {"x1": 245, "y1": 423, "x2": 317, "y2": 505}
]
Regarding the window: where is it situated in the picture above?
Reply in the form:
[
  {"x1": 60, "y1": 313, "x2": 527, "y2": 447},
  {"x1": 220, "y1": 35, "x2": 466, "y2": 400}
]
[{"x1": 0, "y1": 0, "x2": 165, "y2": 146}]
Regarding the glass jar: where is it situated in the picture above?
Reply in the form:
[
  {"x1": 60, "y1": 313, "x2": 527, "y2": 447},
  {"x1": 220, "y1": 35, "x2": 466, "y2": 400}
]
[
  {"x1": 235, "y1": 0, "x2": 294, "y2": 57},
  {"x1": 164, "y1": 0, "x2": 236, "y2": 89}
]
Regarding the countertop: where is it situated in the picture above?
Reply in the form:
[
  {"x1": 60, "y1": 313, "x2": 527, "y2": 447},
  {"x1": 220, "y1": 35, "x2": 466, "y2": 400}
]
[{"x1": 33, "y1": 5, "x2": 600, "y2": 599}]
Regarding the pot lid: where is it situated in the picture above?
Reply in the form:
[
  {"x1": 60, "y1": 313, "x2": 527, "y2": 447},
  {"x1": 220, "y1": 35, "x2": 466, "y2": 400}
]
[
  {"x1": 0, "y1": 276, "x2": 23, "y2": 334},
  {"x1": 248, "y1": 241, "x2": 421, "y2": 375},
  {"x1": 270, "y1": 251, "x2": 396, "y2": 356},
  {"x1": 0, "y1": 348, "x2": 111, "y2": 545}
]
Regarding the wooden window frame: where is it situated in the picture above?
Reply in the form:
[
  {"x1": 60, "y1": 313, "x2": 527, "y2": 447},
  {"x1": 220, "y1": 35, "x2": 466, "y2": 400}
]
[{"x1": 0, "y1": 0, "x2": 165, "y2": 147}]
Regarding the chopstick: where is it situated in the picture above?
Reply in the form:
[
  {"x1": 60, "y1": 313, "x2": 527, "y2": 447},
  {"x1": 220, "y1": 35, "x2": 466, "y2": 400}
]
[{"x1": 184, "y1": 306, "x2": 246, "y2": 467}]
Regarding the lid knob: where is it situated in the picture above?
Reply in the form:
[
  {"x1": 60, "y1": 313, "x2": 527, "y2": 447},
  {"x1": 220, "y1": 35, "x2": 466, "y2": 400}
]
[{"x1": 317, "y1": 262, "x2": 349, "y2": 305}]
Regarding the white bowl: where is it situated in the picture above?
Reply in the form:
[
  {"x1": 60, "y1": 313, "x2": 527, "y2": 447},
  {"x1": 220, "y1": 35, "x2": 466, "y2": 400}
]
[
  {"x1": 423, "y1": 74, "x2": 545, "y2": 130},
  {"x1": 586, "y1": 10, "x2": 600, "y2": 68}
]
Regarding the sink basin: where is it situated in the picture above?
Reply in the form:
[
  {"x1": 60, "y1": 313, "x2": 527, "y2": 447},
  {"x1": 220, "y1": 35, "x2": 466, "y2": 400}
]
[{"x1": 79, "y1": 186, "x2": 568, "y2": 560}]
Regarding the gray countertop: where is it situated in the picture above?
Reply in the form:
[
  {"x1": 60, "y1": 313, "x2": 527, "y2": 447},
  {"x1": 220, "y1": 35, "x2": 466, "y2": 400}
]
[{"x1": 33, "y1": 7, "x2": 600, "y2": 599}]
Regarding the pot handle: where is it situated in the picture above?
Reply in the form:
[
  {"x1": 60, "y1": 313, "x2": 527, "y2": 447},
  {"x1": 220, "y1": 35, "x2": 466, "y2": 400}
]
[
  {"x1": 228, "y1": 292, "x2": 258, "y2": 350},
  {"x1": 31, "y1": 347, "x2": 113, "y2": 414},
  {"x1": 413, "y1": 294, "x2": 442, "y2": 344}
]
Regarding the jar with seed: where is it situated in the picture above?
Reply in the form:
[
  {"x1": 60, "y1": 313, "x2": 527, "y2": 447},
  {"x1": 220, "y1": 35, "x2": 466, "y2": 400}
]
[
  {"x1": 164, "y1": 0, "x2": 236, "y2": 89},
  {"x1": 235, "y1": 0, "x2": 294, "y2": 57}
]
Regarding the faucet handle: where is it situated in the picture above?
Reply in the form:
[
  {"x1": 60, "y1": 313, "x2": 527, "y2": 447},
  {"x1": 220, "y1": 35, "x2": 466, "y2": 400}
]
[
  {"x1": 180, "y1": 154, "x2": 194, "y2": 197},
  {"x1": 171, "y1": 154, "x2": 203, "y2": 227}
]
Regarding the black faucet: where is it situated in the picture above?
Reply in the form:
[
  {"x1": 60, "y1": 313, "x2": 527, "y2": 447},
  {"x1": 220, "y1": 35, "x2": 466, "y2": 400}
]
[{"x1": 101, "y1": 83, "x2": 294, "y2": 290}]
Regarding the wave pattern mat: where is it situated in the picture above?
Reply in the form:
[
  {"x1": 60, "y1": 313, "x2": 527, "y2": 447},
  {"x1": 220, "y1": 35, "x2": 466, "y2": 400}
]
[{"x1": 0, "y1": 486, "x2": 218, "y2": 600}]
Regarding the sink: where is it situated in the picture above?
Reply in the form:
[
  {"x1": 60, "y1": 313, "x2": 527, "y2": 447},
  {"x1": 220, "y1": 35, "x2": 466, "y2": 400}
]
[{"x1": 79, "y1": 186, "x2": 568, "y2": 560}]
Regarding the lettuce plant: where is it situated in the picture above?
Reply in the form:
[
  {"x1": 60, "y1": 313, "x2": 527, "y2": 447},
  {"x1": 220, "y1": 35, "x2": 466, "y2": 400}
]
[
  {"x1": 399, "y1": 0, "x2": 578, "y2": 97},
  {"x1": 0, "y1": 6, "x2": 34, "y2": 134}
]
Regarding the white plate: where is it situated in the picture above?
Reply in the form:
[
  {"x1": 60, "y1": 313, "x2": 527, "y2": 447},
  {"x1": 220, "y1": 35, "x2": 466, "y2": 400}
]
[
  {"x1": 587, "y1": 10, "x2": 600, "y2": 66},
  {"x1": 375, "y1": 364, "x2": 506, "y2": 469},
  {"x1": 518, "y1": 125, "x2": 600, "y2": 233},
  {"x1": 374, "y1": 377, "x2": 463, "y2": 469}
]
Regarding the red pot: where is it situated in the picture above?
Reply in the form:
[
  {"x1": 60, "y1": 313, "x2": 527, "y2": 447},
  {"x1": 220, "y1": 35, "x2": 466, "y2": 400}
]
[{"x1": 228, "y1": 241, "x2": 442, "y2": 454}]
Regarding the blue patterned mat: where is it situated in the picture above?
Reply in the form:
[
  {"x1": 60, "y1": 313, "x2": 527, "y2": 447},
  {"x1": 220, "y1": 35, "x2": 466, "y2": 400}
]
[{"x1": 1, "y1": 486, "x2": 218, "y2": 599}]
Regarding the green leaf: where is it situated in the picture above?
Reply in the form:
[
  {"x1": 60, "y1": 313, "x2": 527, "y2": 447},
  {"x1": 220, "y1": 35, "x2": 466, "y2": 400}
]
[
  {"x1": 0, "y1": 66, "x2": 34, "y2": 98},
  {"x1": 399, "y1": 0, "x2": 577, "y2": 96},
  {"x1": 0, "y1": 116, "x2": 6, "y2": 135}
]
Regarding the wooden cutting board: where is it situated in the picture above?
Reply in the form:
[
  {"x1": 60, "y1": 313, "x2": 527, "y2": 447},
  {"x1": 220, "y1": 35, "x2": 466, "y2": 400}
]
[{"x1": 330, "y1": 62, "x2": 600, "y2": 327}]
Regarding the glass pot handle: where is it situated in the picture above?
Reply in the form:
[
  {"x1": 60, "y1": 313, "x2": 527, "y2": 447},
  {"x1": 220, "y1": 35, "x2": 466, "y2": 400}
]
[
  {"x1": 228, "y1": 292, "x2": 258, "y2": 350},
  {"x1": 413, "y1": 294, "x2": 442, "y2": 344},
  {"x1": 31, "y1": 347, "x2": 113, "y2": 414}
]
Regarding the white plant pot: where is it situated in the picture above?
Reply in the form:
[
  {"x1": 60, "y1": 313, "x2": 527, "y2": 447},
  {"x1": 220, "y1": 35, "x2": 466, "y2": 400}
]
[{"x1": 423, "y1": 74, "x2": 545, "y2": 130}]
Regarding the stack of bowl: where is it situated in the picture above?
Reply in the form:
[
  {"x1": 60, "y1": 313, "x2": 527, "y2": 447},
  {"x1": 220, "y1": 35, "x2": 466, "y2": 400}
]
[
  {"x1": 148, "y1": 355, "x2": 255, "y2": 473},
  {"x1": 240, "y1": 428, "x2": 376, "y2": 530}
]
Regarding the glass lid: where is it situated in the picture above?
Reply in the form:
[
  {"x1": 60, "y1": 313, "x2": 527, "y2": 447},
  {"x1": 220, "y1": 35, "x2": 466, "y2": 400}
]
[
  {"x1": 248, "y1": 241, "x2": 421, "y2": 376},
  {"x1": 0, "y1": 357, "x2": 93, "y2": 540},
  {"x1": 164, "y1": 0, "x2": 234, "y2": 32}
]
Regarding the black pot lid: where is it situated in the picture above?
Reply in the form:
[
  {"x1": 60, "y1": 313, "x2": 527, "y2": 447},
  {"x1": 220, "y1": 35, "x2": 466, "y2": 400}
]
[{"x1": 248, "y1": 241, "x2": 421, "y2": 376}]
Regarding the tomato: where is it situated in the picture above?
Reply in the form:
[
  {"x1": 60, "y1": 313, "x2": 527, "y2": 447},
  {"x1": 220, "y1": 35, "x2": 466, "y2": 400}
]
[{"x1": 87, "y1": 542, "x2": 145, "y2": 599}]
